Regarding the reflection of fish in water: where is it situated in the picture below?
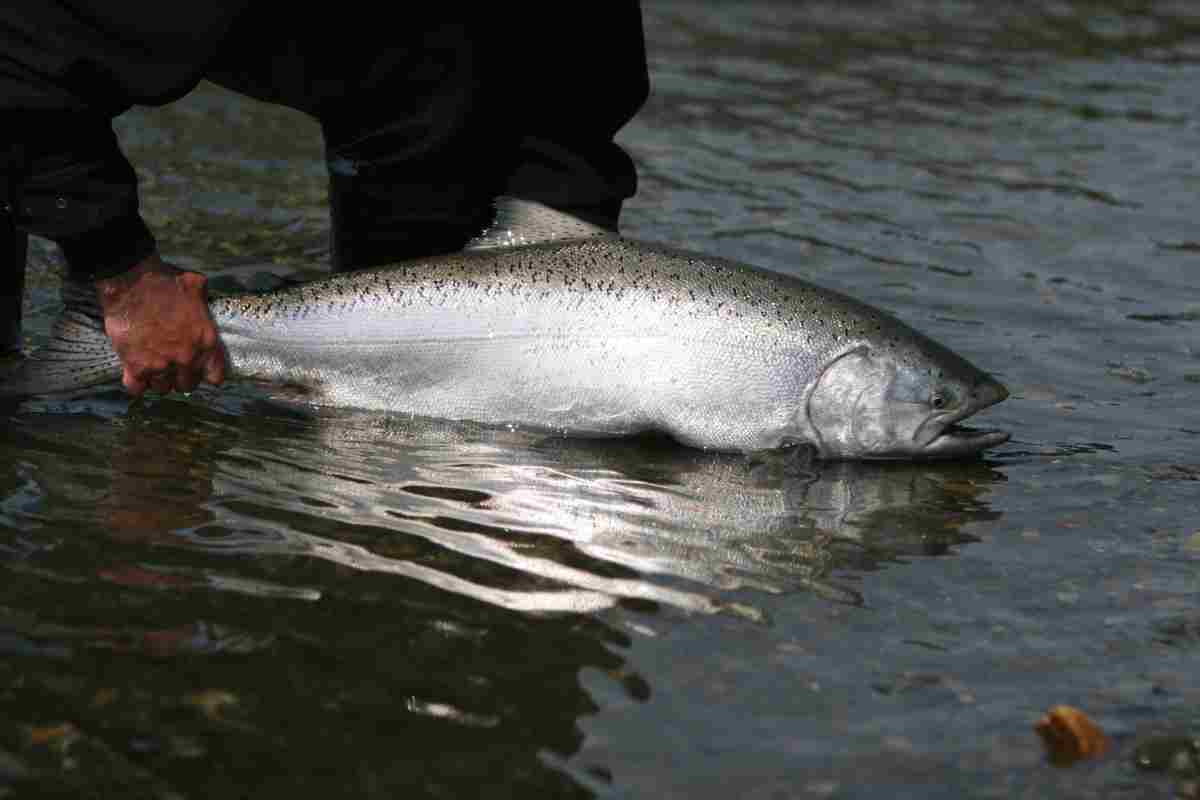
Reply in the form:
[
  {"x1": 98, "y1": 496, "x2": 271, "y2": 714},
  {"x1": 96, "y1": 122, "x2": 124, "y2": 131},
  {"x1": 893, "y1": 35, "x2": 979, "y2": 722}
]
[
  {"x1": 204, "y1": 415, "x2": 1005, "y2": 614},
  {"x1": 4, "y1": 200, "x2": 1008, "y2": 459},
  {"x1": 386, "y1": 432, "x2": 1004, "y2": 603}
]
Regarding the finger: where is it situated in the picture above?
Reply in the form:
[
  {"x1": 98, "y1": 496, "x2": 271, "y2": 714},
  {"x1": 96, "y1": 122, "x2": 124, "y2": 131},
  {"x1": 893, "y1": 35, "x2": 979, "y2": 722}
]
[
  {"x1": 175, "y1": 367, "x2": 200, "y2": 395},
  {"x1": 177, "y1": 343, "x2": 207, "y2": 393},
  {"x1": 149, "y1": 377, "x2": 174, "y2": 395},
  {"x1": 123, "y1": 369, "x2": 147, "y2": 398},
  {"x1": 202, "y1": 346, "x2": 227, "y2": 386},
  {"x1": 179, "y1": 271, "x2": 208, "y2": 294},
  {"x1": 198, "y1": 324, "x2": 219, "y2": 352},
  {"x1": 148, "y1": 368, "x2": 175, "y2": 395}
]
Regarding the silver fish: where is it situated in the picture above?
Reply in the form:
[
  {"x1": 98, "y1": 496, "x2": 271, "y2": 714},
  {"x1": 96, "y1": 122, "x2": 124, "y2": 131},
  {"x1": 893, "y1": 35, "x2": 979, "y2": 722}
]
[{"x1": 3, "y1": 203, "x2": 1009, "y2": 458}]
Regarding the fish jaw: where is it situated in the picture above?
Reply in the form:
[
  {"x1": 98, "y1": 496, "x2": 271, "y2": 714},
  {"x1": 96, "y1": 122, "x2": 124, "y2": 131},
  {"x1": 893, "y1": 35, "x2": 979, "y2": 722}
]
[
  {"x1": 919, "y1": 427, "x2": 1010, "y2": 458},
  {"x1": 917, "y1": 378, "x2": 1010, "y2": 458}
]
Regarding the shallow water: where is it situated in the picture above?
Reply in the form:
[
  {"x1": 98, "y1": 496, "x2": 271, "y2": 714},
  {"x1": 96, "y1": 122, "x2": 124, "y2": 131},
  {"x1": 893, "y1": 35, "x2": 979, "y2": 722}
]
[{"x1": 3, "y1": 0, "x2": 1200, "y2": 796}]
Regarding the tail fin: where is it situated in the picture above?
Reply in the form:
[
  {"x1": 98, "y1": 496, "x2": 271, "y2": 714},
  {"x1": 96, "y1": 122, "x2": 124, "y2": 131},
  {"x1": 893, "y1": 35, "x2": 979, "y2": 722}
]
[{"x1": 0, "y1": 281, "x2": 121, "y2": 397}]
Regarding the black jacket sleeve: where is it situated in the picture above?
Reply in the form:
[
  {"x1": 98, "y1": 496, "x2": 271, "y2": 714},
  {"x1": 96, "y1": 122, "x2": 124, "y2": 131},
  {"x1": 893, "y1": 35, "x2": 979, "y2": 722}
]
[{"x1": 0, "y1": 1, "x2": 249, "y2": 279}]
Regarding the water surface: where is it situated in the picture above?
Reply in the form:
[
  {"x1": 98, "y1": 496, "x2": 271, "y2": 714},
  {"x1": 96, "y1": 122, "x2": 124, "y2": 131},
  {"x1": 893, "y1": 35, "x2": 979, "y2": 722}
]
[{"x1": 3, "y1": 1, "x2": 1200, "y2": 796}]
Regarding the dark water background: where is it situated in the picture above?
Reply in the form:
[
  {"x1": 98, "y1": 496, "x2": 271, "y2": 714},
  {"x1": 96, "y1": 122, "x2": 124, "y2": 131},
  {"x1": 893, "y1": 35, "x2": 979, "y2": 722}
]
[{"x1": 4, "y1": 1, "x2": 1200, "y2": 796}]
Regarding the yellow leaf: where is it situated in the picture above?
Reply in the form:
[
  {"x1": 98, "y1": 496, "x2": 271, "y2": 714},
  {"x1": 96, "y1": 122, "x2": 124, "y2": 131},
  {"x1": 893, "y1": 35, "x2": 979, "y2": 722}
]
[{"x1": 1035, "y1": 705, "x2": 1109, "y2": 765}]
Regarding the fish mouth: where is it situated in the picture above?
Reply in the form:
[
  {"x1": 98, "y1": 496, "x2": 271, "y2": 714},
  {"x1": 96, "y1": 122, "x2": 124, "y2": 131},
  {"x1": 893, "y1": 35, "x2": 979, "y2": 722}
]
[
  {"x1": 918, "y1": 379, "x2": 1010, "y2": 458},
  {"x1": 921, "y1": 423, "x2": 1010, "y2": 458}
]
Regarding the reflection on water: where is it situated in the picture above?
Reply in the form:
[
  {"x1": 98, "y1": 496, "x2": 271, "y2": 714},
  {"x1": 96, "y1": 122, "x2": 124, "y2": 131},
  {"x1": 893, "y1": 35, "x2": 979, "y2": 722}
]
[
  {"x1": 7, "y1": 397, "x2": 1005, "y2": 617},
  {"x1": 0, "y1": 395, "x2": 1006, "y2": 793},
  {"x1": 220, "y1": 411, "x2": 1006, "y2": 613}
]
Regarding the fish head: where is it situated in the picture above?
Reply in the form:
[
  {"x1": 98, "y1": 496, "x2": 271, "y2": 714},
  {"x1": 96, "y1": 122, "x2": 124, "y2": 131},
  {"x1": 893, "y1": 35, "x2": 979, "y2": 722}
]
[{"x1": 803, "y1": 344, "x2": 1009, "y2": 459}]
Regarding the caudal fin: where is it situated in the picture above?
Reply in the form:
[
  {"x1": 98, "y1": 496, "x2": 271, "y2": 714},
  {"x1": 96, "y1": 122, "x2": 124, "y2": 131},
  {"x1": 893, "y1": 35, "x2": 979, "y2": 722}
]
[{"x1": 0, "y1": 283, "x2": 121, "y2": 397}]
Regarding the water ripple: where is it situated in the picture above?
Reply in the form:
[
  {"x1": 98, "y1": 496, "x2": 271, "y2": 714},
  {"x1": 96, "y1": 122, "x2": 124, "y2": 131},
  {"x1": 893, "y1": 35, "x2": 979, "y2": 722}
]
[{"x1": 113, "y1": 412, "x2": 1010, "y2": 620}]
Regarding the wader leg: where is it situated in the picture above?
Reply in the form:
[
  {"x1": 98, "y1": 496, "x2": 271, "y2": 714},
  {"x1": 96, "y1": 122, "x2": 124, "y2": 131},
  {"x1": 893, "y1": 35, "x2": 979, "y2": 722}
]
[
  {"x1": 207, "y1": 6, "x2": 647, "y2": 273},
  {"x1": 1, "y1": 212, "x2": 27, "y2": 355},
  {"x1": 326, "y1": 159, "x2": 500, "y2": 272}
]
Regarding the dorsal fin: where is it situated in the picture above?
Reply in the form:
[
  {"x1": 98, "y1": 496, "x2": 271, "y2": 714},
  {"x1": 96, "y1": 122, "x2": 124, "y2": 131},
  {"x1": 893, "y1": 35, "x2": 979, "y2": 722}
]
[{"x1": 465, "y1": 196, "x2": 613, "y2": 250}]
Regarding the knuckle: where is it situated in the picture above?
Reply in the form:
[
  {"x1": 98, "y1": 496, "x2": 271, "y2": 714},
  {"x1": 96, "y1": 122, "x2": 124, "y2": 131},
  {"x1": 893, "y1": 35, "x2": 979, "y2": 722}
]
[{"x1": 181, "y1": 272, "x2": 207, "y2": 291}]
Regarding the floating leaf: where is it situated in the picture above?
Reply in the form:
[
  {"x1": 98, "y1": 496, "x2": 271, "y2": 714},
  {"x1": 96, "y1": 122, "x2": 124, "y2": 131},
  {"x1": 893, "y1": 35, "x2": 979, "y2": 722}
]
[{"x1": 1035, "y1": 705, "x2": 1109, "y2": 765}]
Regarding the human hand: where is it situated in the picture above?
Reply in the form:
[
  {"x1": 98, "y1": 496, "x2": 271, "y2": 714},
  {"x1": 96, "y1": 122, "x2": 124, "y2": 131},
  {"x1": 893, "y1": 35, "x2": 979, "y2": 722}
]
[{"x1": 95, "y1": 253, "x2": 226, "y2": 397}]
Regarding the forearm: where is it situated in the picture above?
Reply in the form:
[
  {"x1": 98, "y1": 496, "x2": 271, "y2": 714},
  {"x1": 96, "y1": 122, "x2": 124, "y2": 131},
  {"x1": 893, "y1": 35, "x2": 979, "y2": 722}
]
[
  {"x1": 1, "y1": 1, "x2": 253, "y2": 282},
  {"x1": 2, "y1": 112, "x2": 156, "y2": 281}
]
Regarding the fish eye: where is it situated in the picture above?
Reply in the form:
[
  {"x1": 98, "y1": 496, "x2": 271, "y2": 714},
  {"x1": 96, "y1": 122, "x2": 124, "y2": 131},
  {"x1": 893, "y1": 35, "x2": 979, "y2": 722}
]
[{"x1": 931, "y1": 389, "x2": 956, "y2": 410}]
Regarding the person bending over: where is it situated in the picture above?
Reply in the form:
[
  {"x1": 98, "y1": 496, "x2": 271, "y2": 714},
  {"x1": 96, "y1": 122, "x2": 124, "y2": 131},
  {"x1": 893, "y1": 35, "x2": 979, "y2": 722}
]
[{"x1": 0, "y1": 5, "x2": 648, "y2": 396}]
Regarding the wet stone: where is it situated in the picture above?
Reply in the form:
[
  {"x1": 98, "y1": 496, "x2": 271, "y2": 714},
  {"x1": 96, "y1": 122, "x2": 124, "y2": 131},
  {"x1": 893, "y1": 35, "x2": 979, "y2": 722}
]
[{"x1": 1134, "y1": 735, "x2": 1200, "y2": 776}]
